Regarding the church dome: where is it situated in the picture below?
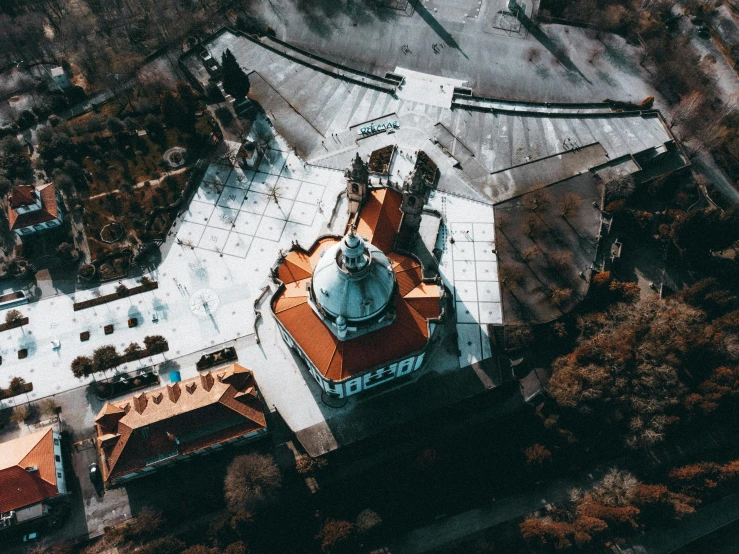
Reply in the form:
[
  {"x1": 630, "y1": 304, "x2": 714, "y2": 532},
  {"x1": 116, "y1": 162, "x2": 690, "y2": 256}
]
[{"x1": 311, "y1": 229, "x2": 395, "y2": 327}]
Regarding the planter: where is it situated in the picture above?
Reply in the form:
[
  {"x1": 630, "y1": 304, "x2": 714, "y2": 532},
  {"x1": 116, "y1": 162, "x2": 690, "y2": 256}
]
[
  {"x1": 0, "y1": 381, "x2": 32, "y2": 400},
  {"x1": 196, "y1": 347, "x2": 238, "y2": 370},
  {"x1": 104, "y1": 324, "x2": 114, "y2": 335},
  {"x1": 18, "y1": 349, "x2": 27, "y2": 359},
  {"x1": 80, "y1": 331, "x2": 90, "y2": 341},
  {"x1": 96, "y1": 372, "x2": 159, "y2": 400},
  {"x1": 0, "y1": 316, "x2": 29, "y2": 333},
  {"x1": 74, "y1": 280, "x2": 158, "y2": 311},
  {"x1": 79, "y1": 264, "x2": 96, "y2": 281},
  {"x1": 128, "y1": 318, "x2": 138, "y2": 328}
]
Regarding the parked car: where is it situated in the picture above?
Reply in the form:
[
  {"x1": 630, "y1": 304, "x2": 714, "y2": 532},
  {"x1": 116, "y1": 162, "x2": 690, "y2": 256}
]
[
  {"x1": 22, "y1": 532, "x2": 38, "y2": 542},
  {"x1": 89, "y1": 462, "x2": 99, "y2": 483}
]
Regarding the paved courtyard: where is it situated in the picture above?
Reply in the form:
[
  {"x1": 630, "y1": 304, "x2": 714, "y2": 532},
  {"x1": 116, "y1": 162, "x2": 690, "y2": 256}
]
[{"x1": 0, "y1": 136, "x2": 349, "y2": 410}]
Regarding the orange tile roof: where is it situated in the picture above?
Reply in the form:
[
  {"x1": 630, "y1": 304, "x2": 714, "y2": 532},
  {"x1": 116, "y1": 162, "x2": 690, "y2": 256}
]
[
  {"x1": 0, "y1": 429, "x2": 59, "y2": 513},
  {"x1": 9, "y1": 185, "x2": 35, "y2": 209},
  {"x1": 8, "y1": 183, "x2": 60, "y2": 231},
  {"x1": 95, "y1": 364, "x2": 267, "y2": 483},
  {"x1": 272, "y1": 187, "x2": 442, "y2": 382},
  {"x1": 355, "y1": 188, "x2": 403, "y2": 253}
]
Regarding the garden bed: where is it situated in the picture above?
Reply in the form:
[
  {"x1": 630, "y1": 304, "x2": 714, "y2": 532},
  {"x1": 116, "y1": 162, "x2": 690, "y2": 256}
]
[
  {"x1": 368, "y1": 145, "x2": 395, "y2": 175},
  {"x1": 0, "y1": 381, "x2": 33, "y2": 400},
  {"x1": 0, "y1": 317, "x2": 29, "y2": 333},
  {"x1": 73, "y1": 280, "x2": 158, "y2": 311},
  {"x1": 196, "y1": 347, "x2": 238, "y2": 370},
  {"x1": 95, "y1": 372, "x2": 159, "y2": 400},
  {"x1": 415, "y1": 151, "x2": 438, "y2": 186}
]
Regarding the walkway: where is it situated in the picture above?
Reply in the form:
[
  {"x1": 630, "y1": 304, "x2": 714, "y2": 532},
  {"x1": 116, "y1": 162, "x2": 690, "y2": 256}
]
[{"x1": 86, "y1": 166, "x2": 190, "y2": 200}]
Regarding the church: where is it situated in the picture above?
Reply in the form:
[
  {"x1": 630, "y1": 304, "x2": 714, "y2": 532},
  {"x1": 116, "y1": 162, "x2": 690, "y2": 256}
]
[{"x1": 270, "y1": 154, "x2": 446, "y2": 398}]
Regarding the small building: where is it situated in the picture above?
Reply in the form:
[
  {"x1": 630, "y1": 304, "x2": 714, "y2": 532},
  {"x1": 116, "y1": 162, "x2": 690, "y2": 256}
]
[
  {"x1": 49, "y1": 66, "x2": 71, "y2": 90},
  {"x1": 0, "y1": 429, "x2": 67, "y2": 528},
  {"x1": 94, "y1": 364, "x2": 268, "y2": 486},
  {"x1": 7, "y1": 184, "x2": 64, "y2": 236}
]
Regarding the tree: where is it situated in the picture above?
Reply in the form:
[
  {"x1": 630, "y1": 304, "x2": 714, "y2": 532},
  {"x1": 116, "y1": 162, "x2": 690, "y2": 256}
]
[
  {"x1": 549, "y1": 250, "x2": 574, "y2": 271},
  {"x1": 551, "y1": 287, "x2": 573, "y2": 307},
  {"x1": 10, "y1": 404, "x2": 31, "y2": 423},
  {"x1": 522, "y1": 188, "x2": 553, "y2": 212},
  {"x1": 316, "y1": 519, "x2": 357, "y2": 554},
  {"x1": 39, "y1": 398, "x2": 59, "y2": 417},
  {"x1": 221, "y1": 49, "x2": 250, "y2": 100},
  {"x1": 125, "y1": 342, "x2": 143, "y2": 358},
  {"x1": 93, "y1": 345, "x2": 120, "y2": 372},
  {"x1": 224, "y1": 453, "x2": 282, "y2": 514},
  {"x1": 521, "y1": 245, "x2": 540, "y2": 262},
  {"x1": 522, "y1": 213, "x2": 544, "y2": 238},
  {"x1": 525, "y1": 444, "x2": 552, "y2": 466},
  {"x1": 499, "y1": 263, "x2": 524, "y2": 288},
  {"x1": 5, "y1": 309, "x2": 23, "y2": 325},
  {"x1": 71, "y1": 356, "x2": 94, "y2": 378},
  {"x1": 144, "y1": 335, "x2": 168, "y2": 354},
  {"x1": 137, "y1": 537, "x2": 185, "y2": 554},
  {"x1": 356, "y1": 509, "x2": 382, "y2": 534},
  {"x1": 559, "y1": 191, "x2": 582, "y2": 218},
  {"x1": 107, "y1": 117, "x2": 125, "y2": 136},
  {"x1": 8, "y1": 376, "x2": 26, "y2": 395}
]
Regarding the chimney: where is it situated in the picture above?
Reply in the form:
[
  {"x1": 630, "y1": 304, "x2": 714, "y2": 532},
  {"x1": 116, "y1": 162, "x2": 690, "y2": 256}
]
[
  {"x1": 167, "y1": 383, "x2": 181, "y2": 403},
  {"x1": 200, "y1": 372, "x2": 214, "y2": 392},
  {"x1": 132, "y1": 393, "x2": 148, "y2": 414}
]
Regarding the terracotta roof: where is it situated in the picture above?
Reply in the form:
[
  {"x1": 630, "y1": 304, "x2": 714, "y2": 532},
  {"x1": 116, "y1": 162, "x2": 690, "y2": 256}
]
[
  {"x1": 8, "y1": 183, "x2": 60, "y2": 231},
  {"x1": 0, "y1": 429, "x2": 59, "y2": 513},
  {"x1": 272, "y1": 187, "x2": 442, "y2": 382},
  {"x1": 355, "y1": 188, "x2": 403, "y2": 253},
  {"x1": 95, "y1": 364, "x2": 267, "y2": 483},
  {"x1": 9, "y1": 186, "x2": 35, "y2": 209}
]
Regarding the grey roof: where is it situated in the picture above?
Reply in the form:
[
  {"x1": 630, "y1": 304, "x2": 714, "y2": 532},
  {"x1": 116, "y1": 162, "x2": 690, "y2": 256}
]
[{"x1": 312, "y1": 231, "x2": 395, "y2": 325}]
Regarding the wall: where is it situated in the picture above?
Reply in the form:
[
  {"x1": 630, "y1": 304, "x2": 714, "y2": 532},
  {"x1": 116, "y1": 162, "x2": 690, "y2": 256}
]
[{"x1": 278, "y1": 325, "x2": 427, "y2": 398}]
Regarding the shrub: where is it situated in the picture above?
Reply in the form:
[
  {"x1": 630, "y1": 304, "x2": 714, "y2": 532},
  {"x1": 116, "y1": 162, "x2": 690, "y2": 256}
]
[{"x1": 5, "y1": 309, "x2": 23, "y2": 325}]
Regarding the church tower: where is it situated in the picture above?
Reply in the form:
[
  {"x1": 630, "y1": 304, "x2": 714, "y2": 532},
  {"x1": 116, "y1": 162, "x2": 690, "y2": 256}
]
[
  {"x1": 397, "y1": 169, "x2": 426, "y2": 250},
  {"x1": 345, "y1": 154, "x2": 369, "y2": 216}
]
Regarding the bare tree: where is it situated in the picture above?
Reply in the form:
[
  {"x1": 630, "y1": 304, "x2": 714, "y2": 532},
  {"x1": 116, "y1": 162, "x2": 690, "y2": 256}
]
[
  {"x1": 551, "y1": 287, "x2": 573, "y2": 307},
  {"x1": 549, "y1": 250, "x2": 574, "y2": 271},
  {"x1": 522, "y1": 213, "x2": 544, "y2": 238},
  {"x1": 224, "y1": 454, "x2": 282, "y2": 514},
  {"x1": 499, "y1": 263, "x2": 524, "y2": 288},
  {"x1": 522, "y1": 189, "x2": 553, "y2": 212},
  {"x1": 521, "y1": 245, "x2": 540, "y2": 262},
  {"x1": 559, "y1": 192, "x2": 582, "y2": 218}
]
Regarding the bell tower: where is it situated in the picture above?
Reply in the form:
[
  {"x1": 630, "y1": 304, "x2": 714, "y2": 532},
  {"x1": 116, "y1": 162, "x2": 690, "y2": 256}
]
[
  {"x1": 397, "y1": 169, "x2": 426, "y2": 250},
  {"x1": 345, "y1": 154, "x2": 369, "y2": 216}
]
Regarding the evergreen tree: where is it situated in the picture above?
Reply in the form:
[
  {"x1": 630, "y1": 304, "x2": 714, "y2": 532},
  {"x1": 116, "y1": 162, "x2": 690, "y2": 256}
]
[{"x1": 221, "y1": 49, "x2": 250, "y2": 100}]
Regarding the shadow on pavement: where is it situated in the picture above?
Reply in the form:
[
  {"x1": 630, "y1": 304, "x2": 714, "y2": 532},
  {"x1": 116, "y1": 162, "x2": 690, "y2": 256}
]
[
  {"x1": 518, "y1": 12, "x2": 591, "y2": 84},
  {"x1": 414, "y1": 1, "x2": 470, "y2": 59}
]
